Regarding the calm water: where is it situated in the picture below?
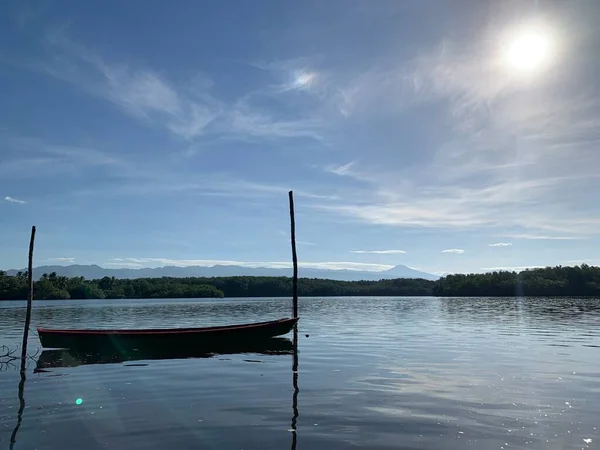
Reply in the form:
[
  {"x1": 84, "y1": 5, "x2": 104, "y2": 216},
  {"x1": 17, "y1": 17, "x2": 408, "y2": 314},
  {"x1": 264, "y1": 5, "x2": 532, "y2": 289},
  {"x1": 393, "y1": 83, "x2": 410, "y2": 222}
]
[{"x1": 1, "y1": 297, "x2": 599, "y2": 449}]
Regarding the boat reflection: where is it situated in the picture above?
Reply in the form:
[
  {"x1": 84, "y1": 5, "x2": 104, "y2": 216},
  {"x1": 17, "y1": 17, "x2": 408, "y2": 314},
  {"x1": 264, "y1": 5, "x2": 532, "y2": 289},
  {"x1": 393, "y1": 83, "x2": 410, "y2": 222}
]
[{"x1": 35, "y1": 337, "x2": 294, "y2": 370}]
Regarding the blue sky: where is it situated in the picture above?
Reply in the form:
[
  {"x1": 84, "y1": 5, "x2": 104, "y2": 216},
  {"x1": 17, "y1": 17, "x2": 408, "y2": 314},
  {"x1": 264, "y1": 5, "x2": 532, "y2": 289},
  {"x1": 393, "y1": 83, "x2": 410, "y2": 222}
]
[{"x1": 1, "y1": 0, "x2": 600, "y2": 275}]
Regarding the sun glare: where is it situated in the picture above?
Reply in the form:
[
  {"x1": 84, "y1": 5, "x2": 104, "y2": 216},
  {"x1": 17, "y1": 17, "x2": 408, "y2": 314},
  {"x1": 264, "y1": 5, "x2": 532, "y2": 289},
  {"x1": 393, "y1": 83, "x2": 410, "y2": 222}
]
[{"x1": 503, "y1": 24, "x2": 555, "y2": 74}]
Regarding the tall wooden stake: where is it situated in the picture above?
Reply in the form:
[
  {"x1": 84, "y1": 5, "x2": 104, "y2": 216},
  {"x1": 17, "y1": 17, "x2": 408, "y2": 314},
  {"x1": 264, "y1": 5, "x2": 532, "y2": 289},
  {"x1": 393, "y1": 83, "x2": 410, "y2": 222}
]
[
  {"x1": 20, "y1": 226, "x2": 36, "y2": 371},
  {"x1": 11, "y1": 226, "x2": 35, "y2": 448},
  {"x1": 289, "y1": 191, "x2": 298, "y2": 318}
]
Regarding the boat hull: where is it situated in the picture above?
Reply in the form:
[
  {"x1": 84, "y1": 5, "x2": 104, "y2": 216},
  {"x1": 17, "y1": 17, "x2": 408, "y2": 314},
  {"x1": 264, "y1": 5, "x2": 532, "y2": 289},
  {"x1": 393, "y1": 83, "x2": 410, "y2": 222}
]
[{"x1": 37, "y1": 317, "x2": 298, "y2": 351}]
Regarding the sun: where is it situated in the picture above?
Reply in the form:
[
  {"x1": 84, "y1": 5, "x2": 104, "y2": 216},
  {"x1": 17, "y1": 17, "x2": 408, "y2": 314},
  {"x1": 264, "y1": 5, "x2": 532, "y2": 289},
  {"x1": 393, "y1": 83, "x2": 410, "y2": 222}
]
[{"x1": 503, "y1": 24, "x2": 555, "y2": 74}]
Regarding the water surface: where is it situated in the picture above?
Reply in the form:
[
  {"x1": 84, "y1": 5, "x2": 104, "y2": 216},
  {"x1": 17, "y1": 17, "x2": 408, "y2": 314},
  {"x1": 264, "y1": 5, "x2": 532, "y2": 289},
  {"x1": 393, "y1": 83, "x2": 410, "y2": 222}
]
[{"x1": 1, "y1": 297, "x2": 599, "y2": 449}]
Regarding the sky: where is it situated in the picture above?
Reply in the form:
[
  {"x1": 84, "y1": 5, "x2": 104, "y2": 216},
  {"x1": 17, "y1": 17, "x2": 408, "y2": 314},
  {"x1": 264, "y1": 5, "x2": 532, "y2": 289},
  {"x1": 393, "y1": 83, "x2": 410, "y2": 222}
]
[{"x1": 1, "y1": 0, "x2": 600, "y2": 276}]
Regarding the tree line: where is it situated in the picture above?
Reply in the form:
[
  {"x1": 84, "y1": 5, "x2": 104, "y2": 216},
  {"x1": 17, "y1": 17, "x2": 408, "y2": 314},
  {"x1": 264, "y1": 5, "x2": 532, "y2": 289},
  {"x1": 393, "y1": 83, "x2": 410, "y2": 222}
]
[
  {"x1": 2, "y1": 265, "x2": 600, "y2": 300},
  {"x1": 0, "y1": 271, "x2": 433, "y2": 300},
  {"x1": 0, "y1": 272, "x2": 224, "y2": 300},
  {"x1": 433, "y1": 264, "x2": 600, "y2": 297}
]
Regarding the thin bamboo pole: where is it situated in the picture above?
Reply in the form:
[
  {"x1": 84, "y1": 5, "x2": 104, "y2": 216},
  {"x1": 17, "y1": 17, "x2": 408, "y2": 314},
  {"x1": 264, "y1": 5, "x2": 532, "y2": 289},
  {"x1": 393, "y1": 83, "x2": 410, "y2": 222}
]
[
  {"x1": 19, "y1": 226, "x2": 36, "y2": 371},
  {"x1": 288, "y1": 192, "x2": 298, "y2": 318},
  {"x1": 11, "y1": 225, "x2": 35, "y2": 449}
]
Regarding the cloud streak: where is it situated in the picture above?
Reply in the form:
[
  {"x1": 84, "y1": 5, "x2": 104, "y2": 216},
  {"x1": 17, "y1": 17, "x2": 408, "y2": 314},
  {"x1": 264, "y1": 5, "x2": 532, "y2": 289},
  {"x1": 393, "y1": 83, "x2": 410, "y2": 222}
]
[
  {"x1": 39, "y1": 32, "x2": 325, "y2": 144},
  {"x1": 489, "y1": 242, "x2": 512, "y2": 247},
  {"x1": 350, "y1": 249, "x2": 406, "y2": 254},
  {"x1": 310, "y1": 26, "x2": 600, "y2": 239},
  {"x1": 4, "y1": 196, "x2": 26, "y2": 204},
  {"x1": 442, "y1": 249, "x2": 464, "y2": 254},
  {"x1": 499, "y1": 234, "x2": 583, "y2": 240},
  {"x1": 108, "y1": 257, "x2": 393, "y2": 272}
]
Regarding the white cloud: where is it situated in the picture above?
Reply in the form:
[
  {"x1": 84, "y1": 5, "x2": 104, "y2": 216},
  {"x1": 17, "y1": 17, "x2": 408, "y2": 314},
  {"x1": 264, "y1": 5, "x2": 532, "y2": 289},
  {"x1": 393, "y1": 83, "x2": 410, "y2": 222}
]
[
  {"x1": 565, "y1": 259, "x2": 600, "y2": 265},
  {"x1": 297, "y1": 241, "x2": 317, "y2": 246},
  {"x1": 251, "y1": 58, "x2": 327, "y2": 95},
  {"x1": 489, "y1": 242, "x2": 512, "y2": 247},
  {"x1": 350, "y1": 250, "x2": 406, "y2": 254},
  {"x1": 442, "y1": 249, "x2": 464, "y2": 254},
  {"x1": 433, "y1": 271, "x2": 450, "y2": 276},
  {"x1": 311, "y1": 30, "x2": 600, "y2": 238},
  {"x1": 0, "y1": 134, "x2": 336, "y2": 201},
  {"x1": 4, "y1": 196, "x2": 26, "y2": 204},
  {"x1": 13, "y1": 16, "x2": 600, "y2": 260},
  {"x1": 41, "y1": 34, "x2": 217, "y2": 140},
  {"x1": 226, "y1": 106, "x2": 323, "y2": 142},
  {"x1": 104, "y1": 262, "x2": 145, "y2": 268},
  {"x1": 48, "y1": 257, "x2": 75, "y2": 263},
  {"x1": 499, "y1": 234, "x2": 583, "y2": 240},
  {"x1": 0, "y1": 134, "x2": 159, "y2": 187},
  {"x1": 38, "y1": 32, "x2": 324, "y2": 143},
  {"x1": 71, "y1": 171, "x2": 338, "y2": 201},
  {"x1": 286, "y1": 69, "x2": 318, "y2": 91},
  {"x1": 107, "y1": 257, "x2": 393, "y2": 272},
  {"x1": 327, "y1": 161, "x2": 357, "y2": 176}
]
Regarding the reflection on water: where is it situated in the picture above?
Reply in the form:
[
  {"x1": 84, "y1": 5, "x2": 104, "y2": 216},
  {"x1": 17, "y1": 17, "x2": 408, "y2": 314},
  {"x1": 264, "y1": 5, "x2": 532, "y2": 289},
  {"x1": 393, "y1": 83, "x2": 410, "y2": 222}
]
[
  {"x1": 8, "y1": 366, "x2": 26, "y2": 449},
  {"x1": 1, "y1": 296, "x2": 599, "y2": 449},
  {"x1": 290, "y1": 326, "x2": 299, "y2": 450},
  {"x1": 35, "y1": 338, "x2": 294, "y2": 369}
]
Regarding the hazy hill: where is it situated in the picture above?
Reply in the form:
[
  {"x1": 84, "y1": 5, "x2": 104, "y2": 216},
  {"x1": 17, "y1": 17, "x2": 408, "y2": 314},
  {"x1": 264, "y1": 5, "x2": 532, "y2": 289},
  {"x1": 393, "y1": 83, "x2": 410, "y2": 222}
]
[{"x1": 5, "y1": 264, "x2": 439, "y2": 281}]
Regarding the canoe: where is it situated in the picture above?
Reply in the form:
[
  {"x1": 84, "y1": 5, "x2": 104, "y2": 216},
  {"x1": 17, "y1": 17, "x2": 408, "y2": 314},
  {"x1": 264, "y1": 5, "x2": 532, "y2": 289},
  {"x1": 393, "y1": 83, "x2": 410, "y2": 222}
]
[
  {"x1": 37, "y1": 317, "x2": 298, "y2": 351},
  {"x1": 35, "y1": 337, "x2": 294, "y2": 370}
]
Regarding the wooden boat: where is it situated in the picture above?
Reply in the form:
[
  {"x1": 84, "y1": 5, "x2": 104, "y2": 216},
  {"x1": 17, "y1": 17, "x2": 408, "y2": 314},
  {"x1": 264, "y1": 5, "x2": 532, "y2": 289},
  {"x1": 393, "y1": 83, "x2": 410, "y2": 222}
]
[
  {"x1": 35, "y1": 337, "x2": 294, "y2": 371},
  {"x1": 37, "y1": 317, "x2": 298, "y2": 351}
]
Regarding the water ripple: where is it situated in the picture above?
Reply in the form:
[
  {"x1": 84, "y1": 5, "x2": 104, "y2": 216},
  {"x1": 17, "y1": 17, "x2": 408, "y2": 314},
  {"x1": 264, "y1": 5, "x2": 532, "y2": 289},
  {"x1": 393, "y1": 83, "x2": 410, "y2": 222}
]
[{"x1": 1, "y1": 296, "x2": 599, "y2": 449}]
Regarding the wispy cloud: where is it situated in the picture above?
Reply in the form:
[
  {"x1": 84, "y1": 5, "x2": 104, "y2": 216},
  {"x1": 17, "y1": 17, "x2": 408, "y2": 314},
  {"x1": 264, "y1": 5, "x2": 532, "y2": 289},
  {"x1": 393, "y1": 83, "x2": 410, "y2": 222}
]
[
  {"x1": 0, "y1": 134, "x2": 159, "y2": 191},
  {"x1": 226, "y1": 105, "x2": 323, "y2": 142},
  {"x1": 499, "y1": 234, "x2": 583, "y2": 240},
  {"x1": 48, "y1": 257, "x2": 75, "y2": 263},
  {"x1": 37, "y1": 31, "x2": 325, "y2": 143},
  {"x1": 4, "y1": 196, "x2": 26, "y2": 204},
  {"x1": 350, "y1": 249, "x2": 406, "y2": 254},
  {"x1": 566, "y1": 259, "x2": 600, "y2": 265},
  {"x1": 442, "y1": 249, "x2": 464, "y2": 254},
  {"x1": 297, "y1": 241, "x2": 317, "y2": 246},
  {"x1": 327, "y1": 161, "x2": 357, "y2": 177},
  {"x1": 108, "y1": 257, "x2": 392, "y2": 272},
  {"x1": 311, "y1": 30, "x2": 600, "y2": 238},
  {"x1": 250, "y1": 58, "x2": 329, "y2": 96},
  {"x1": 0, "y1": 132, "x2": 339, "y2": 202},
  {"x1": 285, "y1": 69, "x2": 319, "y2": 92},
  {"x1": 489, "y1": 242, "x2": 512, "y2": 247},
  {"x1": 40, "y1": 32, "x2": 217, "y2": 140},
  {"x1": 104, "y1": 262, "x2": 145, "y2": 268}
]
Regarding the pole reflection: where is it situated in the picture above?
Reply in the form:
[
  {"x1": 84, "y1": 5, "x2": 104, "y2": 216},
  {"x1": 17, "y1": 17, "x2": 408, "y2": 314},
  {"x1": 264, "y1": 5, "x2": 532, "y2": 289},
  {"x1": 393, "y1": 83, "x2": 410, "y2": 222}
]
[
  {"x1": 9, "y1": 358, "x2": 28, "y2": 449},
  {"x1": 290, "y1": 325, "x2": 299, "y2": 450}
]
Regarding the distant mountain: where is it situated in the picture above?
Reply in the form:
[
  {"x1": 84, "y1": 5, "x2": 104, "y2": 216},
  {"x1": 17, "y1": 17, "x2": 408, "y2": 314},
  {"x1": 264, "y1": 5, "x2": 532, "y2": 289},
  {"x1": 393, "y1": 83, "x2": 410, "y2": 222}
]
[{"x1": 5, "y1": 264, "x2": 439, "y2": 281}]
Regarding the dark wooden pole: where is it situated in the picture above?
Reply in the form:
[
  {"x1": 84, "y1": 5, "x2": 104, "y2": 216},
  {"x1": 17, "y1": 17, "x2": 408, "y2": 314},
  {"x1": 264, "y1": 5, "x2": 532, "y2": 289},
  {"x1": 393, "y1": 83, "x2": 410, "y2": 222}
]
[
  {"x1": 11, "y1": 226, "x2": 35, "y2": 448},
  {"x1": 20, "y1": 226, "x2": 36, "y2": 370},
  {"x1": 289, "y1": 191, "x2": 298, "y2": 318}
]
